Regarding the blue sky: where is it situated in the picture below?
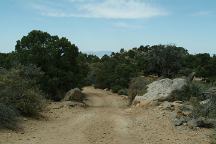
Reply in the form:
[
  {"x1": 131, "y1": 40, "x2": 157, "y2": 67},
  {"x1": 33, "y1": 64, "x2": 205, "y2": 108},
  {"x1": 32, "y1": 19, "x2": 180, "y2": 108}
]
[{"x1": 0, "y1": 0, "x2": 215, "y2": 54}]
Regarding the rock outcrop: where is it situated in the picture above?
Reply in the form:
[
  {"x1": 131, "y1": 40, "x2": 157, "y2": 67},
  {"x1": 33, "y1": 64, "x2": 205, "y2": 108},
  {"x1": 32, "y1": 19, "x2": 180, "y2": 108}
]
[
  {"x1": 135, "y1": 78, "x2": 187, "y2": 102},
  {"x1": 158, "y1": 101, "x2": 215, "y2": 129},
  {"x1": 64, "y1": 88, "x2": 85, "y2": 102}
]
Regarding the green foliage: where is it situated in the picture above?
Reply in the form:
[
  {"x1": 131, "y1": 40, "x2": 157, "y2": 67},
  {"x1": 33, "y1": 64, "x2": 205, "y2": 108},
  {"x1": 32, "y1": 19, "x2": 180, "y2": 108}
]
[
  {"x1": 190, "y1": 88, "x2": 216, "y2": 130},
  {"x1": 118, "y1": 89, "x2": 128, "y2": 96},
  {"x1": 93, "y1": 45, "x2": 187, "y2": 92},
  {"x1": 0, "y1": 103, "x2": 18, "y2": 130},
  {"x1": 183, "y1": 54, "x2": 216, "y2": 80},
  {"x1": 210, "y1": 92, "x2": 216, "y2": 143},
  {"x1": 0, "y1": 52, "x2": 17, "y2": 69},
  {"x1": 15, "y1": 88, "x2": 45, "y2": 116},
  {"x1": 89, "y1": 45, "x2": 216, "y2": 94},
  {"x1": 77, "y1": 53, "x2": 100, "y2": 86},
  {"x1": 171, "y1": 83, "x2": 203, "y2": 101},
  {"x1": 207, "y1": 90, "x2": 216, "y2": 119},
  {"x1": 173, "y1": 81, "x2": 216, "y2": 122},
  {"x1": 0, "y1": 65, "x2": 45, "y2": 116},
  {"x1": 15, "y1": 30, "x2": 85, "y2": 101},
  {"x1": 111, "y1": 85, "x2": 123, "y2": 93},
  {"x1": 90, "y1": 45, "x2": 192, "y2": 93},
  {"x1": 91, "y1": 48, "x2": 141, "y2": 91},
  {"x1": 144, "y1": 45, "x2": 188, "y2": 77}
]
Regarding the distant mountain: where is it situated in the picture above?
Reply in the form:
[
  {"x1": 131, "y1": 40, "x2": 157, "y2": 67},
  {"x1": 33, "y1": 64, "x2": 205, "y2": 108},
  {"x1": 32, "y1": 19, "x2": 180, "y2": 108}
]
[{"x1": 84, "y1": 50, "x2": 113, "y2": 57}]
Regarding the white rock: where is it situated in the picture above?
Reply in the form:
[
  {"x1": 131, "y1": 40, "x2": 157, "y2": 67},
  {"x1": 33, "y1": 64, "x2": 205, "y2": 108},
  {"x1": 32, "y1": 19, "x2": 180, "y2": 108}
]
[{"x1": 135, "y1": 78, "x2": 187, "y2": 102}]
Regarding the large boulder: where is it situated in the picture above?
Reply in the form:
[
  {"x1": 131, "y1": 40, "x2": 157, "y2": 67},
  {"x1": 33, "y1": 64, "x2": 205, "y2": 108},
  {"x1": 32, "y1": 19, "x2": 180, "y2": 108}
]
[
  {"x1": 135, "y1": 78, "x2": 187, "y2": 102},
  {"x1": 64, "y1": 88, "x2": 85, "y2": 102}
]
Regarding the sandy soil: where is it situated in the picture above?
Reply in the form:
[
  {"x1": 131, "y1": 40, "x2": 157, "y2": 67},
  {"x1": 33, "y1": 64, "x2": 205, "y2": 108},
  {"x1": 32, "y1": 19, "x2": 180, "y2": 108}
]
[{"x1": 0, "y1": 87, "x2": 212, "y2": 144}]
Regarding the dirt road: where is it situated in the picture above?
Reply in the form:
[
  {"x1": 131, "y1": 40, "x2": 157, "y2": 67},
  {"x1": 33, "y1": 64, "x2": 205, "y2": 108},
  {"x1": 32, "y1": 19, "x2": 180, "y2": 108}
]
[{"x1": 0, "y1": 87, "x2": 211, "y2": 144}]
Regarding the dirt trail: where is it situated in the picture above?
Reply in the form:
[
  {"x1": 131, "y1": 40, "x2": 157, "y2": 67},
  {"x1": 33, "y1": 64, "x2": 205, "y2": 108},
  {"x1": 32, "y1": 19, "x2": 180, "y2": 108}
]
[{"x1": 0, "y1": 87, "x2": 211, "y2": 144}]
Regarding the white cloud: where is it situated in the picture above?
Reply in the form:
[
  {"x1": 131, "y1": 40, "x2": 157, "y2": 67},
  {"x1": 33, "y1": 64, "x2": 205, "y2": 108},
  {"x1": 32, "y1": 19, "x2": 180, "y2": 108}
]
[
  {"x1": 33, "y1": 0, "x2": 168, "y2": 19},
  {"x1": 33, "y1": 5, "x2": 67, "y2": 17}
]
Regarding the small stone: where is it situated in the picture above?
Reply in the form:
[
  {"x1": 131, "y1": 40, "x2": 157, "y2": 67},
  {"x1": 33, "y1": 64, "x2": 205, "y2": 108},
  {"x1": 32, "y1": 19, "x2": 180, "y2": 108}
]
[{"x1": 23, "y1": 118, "x2": 28, "y2": 121}]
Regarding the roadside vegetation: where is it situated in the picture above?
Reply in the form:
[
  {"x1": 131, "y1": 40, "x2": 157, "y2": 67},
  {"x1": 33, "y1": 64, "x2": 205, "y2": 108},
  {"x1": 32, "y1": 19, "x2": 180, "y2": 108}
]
[
  {"x1": 0, "y1": 64, "x2": 45, "y2": 129},
  {"x1": 88, "y1": 45, "x2": 216, "y2": 93}
]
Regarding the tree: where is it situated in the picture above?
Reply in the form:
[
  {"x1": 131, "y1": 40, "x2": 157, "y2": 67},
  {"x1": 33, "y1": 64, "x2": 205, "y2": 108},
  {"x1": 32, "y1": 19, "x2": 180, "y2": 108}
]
[
  {"x1": 0, "y1": 52, "x2": 17, "y2": 69},
  {"x1": 92, "y1": 49, "x2": 139, "y2": 92},
  {"x1": 144, "y1": 45, "x2": 188, "y2": 77},
  {"x1": 76, "y1": 53, "x2": 100, "y2": 86},
  {"x1": 15, "y1": 30, "x2": 82, "y2": 101}
]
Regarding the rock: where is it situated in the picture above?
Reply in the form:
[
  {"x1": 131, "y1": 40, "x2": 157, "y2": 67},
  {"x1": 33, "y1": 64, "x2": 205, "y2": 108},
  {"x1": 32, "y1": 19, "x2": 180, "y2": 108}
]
[
  {"x1": 200, "y1": 99, "x2": 210, "y2": 105},
  {"x1": 187, "y1": 119, "x2": 198, "y2": 129},
  {"x1": 134, "y1": 100, "x2": 149, "y2": 108},
  {"x1": 196, "y1": 117, "x2": 215, "y2": 128},
  {"x1": 159, "y1": 101, "x2": 173, "y2": 110},
  {"x1": 64, "y1": 88, "x2": 85, "y2": 102},
  {"x1": 134, "y1": 78, "x2": 187, "y2": 102},
  {"x1": 170, "y1": 111, "x2": 177, "y2": 119},
  {"x1": 170, "y1": 103, "x2": 194, "y2": 127},
  {"x1": 187, "y1": 117, "x2": 215, "y2": 129},
  {"x1": 68, "y1": 101, "x2": 87, "y2": 108},
  {"x1": 134, "y1": 100, "x2": 160, "y2": 108},
  {"x1": 23, "y1": 118, "x2": 28, "y2": 121},
  {"x1": 159, "y1": 101, "x2": 184, "y2": 112},
  {"x1": 202, "y1": 87, "x2": 216, "y2": 101},
  {"x1": 173, "y1": 101, "x2": 183, "y2": 104},
  {"x1": 172, "y1": 101, "x2": 183, "y2": 111},
  {"x1": 178, "y1": 104, "x2": 193, "y2": 116},
  {"x1": 181, "y1": 111, "x2": 192, "y2": 117},
  {"x1": 173, "y1": 114, "x2": 191, "y2": 127},
  {"x1": 149, "y1": 100, "x2": 160, "y2": 106},
  {"x1": 174, "y1": 117, "x2": 187, "y2": 126}
]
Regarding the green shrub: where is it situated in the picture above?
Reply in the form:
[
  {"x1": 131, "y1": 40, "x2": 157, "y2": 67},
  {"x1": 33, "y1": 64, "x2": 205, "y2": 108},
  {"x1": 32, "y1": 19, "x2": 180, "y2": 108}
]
[
  {"x1": 210, "y1": 93, "x2": 216, "y2": 143},
  {"x1": 0, "y1": 65, "x2": 45, "y2": 116},
  {"x1": 118, "y1": 89, "x2": 128, "y2": 95},
  {"x1": 15, "y1": 30, "x2": 85, "y2": 101},
  {"x1": 189, "y1": 97, "x2": 207, "y2": 118},
  {"x1": 111, "y1": 85, "x2": 123, "y2": 93},
  {"x1": 15, "y1": 88, "x2": 45, "y2": 116},
  {"x1": 172, "y1": 81, "x2": 216, "y2": 120},
  {"x1": 0, "y1": 103, "x2": 18, "y2": 130},
  {"x1": 171, "y1": 83, "x2": 203, "y2": 101}
]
